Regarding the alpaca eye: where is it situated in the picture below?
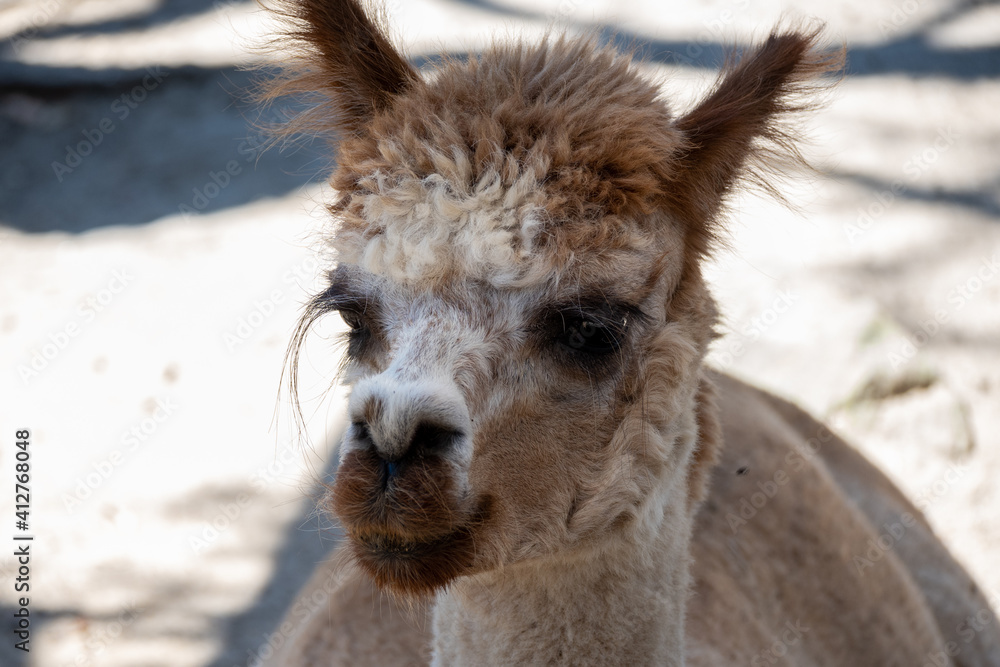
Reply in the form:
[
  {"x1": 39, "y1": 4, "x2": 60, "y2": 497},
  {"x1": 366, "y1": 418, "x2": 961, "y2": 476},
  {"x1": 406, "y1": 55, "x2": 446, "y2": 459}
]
[
  {"x1": 340, "y1": 309, "x2": 366, "y2": 331},
  {"x1": 338, "y1": 308, "x2": 377, "y2": 360},
  {"x1": 561, "y1": 317, "x2": 621, "y2": 355}
]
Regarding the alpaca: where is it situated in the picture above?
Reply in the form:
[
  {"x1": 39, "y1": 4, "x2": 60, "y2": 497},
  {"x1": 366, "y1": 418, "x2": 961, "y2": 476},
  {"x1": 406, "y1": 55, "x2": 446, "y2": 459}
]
[{"x1": 262, "y1": 2, "x2": 1000, "y2": 665}]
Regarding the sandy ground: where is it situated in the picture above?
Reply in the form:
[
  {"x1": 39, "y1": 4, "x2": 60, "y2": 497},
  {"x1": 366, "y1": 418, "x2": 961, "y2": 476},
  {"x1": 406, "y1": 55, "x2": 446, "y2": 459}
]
[{"x1": 0, "y1": 0, "x2": 998, "y2": 665}]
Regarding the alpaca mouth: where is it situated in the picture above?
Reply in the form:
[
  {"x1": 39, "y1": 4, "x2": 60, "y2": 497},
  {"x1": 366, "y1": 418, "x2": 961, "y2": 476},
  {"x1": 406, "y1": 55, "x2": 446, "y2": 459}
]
[
  {"x1": 332, "y1": 448, "x2": 491, "y2": 593},
  {"x1": 332, "y1": 447, "x2": 467, "y2": 537},
  {"x1": 347, "y1": 523, "x2": 479, "y2": 595},
  {"x1": 353, "y1": 529, "x2": 456, "y2": 561}
]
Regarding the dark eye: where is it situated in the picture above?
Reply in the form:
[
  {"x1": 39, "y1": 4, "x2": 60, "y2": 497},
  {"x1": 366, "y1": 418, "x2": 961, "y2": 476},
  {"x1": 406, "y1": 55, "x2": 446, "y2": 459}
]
[
  {"x1": 340, "y1": 309, "x2": 365, "y2": 331},
  {"x1": 337, "y1": 307, "x2": 376, "y2": 359},
  {"x1": 560, "y1": 317, "x2": 622, "y2": 355}
]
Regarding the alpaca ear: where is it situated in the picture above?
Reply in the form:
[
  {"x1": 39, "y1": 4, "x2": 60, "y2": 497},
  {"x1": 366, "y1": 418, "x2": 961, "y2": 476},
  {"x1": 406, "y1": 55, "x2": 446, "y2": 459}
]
[
  {"x1": 670, "y1": 28, "x2": 841, "y2": 255},
  {"x1": 266, "y1": 0, "x2": 418, "y2": 137}
]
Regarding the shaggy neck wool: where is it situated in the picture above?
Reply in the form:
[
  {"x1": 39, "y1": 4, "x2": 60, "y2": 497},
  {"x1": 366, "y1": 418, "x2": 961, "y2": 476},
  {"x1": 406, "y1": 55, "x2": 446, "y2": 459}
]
[{"x1": 429, "y1": 388, "x2": 705, "y2": 666}]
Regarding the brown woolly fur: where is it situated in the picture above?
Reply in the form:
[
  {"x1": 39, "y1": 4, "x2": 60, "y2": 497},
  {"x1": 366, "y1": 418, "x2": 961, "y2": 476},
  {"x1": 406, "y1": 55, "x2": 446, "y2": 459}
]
[
  {"x1": 670, "y1": 25, "x2": 843, "y2": 258},
  {"x1": 258, "y1": 0, "x2": 417, "y2": 139},
  {"x1": 264, "y1": 3, "x2": 1000, "y2": 666},
  {"x1": 687, "y1": 374, "x2": 722, "y2": 508},
  {"x1": 330, "y1": 447, "x2": 487, "y2": 596},
  {"x1": 331, "y1": 449, "x2": 465, "y2": 541},
  {"x1": 334, "y1": 34, "x2": 681, "y2": 218}
]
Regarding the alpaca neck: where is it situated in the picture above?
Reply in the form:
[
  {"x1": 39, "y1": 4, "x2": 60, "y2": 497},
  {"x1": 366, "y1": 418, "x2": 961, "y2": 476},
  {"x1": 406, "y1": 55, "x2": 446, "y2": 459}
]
[{"x1": 430, "y1": 496, "x2": 693, "y2": 666}]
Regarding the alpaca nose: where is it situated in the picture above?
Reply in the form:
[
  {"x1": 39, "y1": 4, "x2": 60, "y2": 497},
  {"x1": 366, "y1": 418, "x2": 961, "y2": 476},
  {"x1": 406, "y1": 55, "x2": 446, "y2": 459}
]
[
  {"x1": 352, "y1": 419, "x2": 462, "y2": 473},
  {"x1": 347, "y1": 379, "x2": 470, "y2": 468}
]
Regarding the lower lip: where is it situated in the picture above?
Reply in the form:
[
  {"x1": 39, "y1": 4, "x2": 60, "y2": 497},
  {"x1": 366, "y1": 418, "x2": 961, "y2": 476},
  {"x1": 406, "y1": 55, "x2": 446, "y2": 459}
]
[{"x1": 354, "y1": 530, "x2": 452, "y2": 560}]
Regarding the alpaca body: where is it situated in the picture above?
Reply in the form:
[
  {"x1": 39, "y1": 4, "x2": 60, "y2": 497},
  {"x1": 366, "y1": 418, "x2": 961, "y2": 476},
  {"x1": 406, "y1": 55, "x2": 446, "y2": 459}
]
[
  {"x1": 269, "y1": 375, "x2": 998, "y2": 666},
  {"x1": 261, "y1": 2, "x2": 1000, "y2": 664}
]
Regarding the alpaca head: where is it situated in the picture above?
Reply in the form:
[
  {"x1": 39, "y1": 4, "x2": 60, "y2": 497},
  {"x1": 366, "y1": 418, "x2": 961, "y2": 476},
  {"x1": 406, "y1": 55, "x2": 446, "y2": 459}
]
[{"x1": 276, "y1": 0, "x2": 837, "y2": 596}]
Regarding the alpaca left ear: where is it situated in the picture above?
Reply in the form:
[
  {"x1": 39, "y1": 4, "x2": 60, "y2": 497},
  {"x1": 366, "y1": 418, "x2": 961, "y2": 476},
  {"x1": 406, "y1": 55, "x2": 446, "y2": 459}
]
[
  {"x1": 263, "y1": 0, "x2": 419, "y2": 139},
  {"x1": 669, "y1": 28, "x2": 841, "y2": 255}
]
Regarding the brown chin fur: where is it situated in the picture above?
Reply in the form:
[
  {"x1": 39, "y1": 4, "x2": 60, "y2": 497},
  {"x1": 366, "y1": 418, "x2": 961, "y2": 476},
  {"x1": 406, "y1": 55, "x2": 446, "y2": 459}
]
[
  {"x1": 331, "y1": 448, "x2": 486, "y2": 595},
  {"x1": 346, "y1": 525, "x2": 479, "y2": 596}
]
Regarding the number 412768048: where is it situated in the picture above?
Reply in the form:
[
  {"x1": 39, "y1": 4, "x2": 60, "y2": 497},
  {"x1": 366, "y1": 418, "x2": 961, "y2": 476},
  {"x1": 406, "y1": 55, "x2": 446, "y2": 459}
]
[{"x1": 15, "y1": 429, "x2": 30, "y2": 531}]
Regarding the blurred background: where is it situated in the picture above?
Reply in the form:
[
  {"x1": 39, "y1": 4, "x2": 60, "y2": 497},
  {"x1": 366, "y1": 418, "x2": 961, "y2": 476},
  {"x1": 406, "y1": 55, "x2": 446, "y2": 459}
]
[{"x1": 0, "y1": 0, "x2": 998, "y2": 664}]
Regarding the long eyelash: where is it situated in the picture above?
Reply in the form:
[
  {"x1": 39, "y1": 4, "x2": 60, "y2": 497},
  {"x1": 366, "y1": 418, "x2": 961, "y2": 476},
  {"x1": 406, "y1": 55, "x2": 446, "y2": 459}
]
[
  {"x1": 281, "y1": 287, "x2": 344, "y2": 442},
  {"x1": 562, "y1": 300, "x2": 649, "y2": 326},
  {"x1": 280, "y1": 282, "x2": 379, "y2": 439},
  {"x1": 560, "y1": 308, "x2": 636, "y2": 340},
  {"x1": 314, "y1": 282, "x2": 347, "y2": 311}
]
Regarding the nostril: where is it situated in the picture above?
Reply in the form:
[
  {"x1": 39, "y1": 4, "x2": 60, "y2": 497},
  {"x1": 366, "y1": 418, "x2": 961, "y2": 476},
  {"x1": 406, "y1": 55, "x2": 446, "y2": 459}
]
[
  {"x1": 410, "y1": 422, "x2": 462, "y2": 455},
  {"x1": 351, "y1": 416, "x2": 462, "y2": 472},
  {"x1": 353, "y1": 421, "x2": 397, "y2": 466}
]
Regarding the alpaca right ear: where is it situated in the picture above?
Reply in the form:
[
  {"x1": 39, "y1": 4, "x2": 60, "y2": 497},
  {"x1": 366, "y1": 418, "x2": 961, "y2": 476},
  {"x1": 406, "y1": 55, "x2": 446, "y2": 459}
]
[
  {"x1": 668, "y1": 28, "x2": 841, "y2": 256},
  {"x1": 265, "y1": 0, "x2": 418, "y2": 137}
]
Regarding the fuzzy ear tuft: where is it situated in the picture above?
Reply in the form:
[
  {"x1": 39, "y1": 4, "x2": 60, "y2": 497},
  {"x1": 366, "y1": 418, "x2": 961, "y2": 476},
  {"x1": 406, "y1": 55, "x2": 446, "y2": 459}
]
[
  {"x1": 669, "y1": 27, "x2": 843, "y2": 257},
  {"x1": 259, "y1": 0, "x2": 418, "y2": 142}
]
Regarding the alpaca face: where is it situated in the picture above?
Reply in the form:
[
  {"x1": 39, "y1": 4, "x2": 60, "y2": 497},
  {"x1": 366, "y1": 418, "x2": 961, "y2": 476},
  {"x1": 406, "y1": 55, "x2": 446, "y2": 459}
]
[
  {"x1": 322, "y1": 209, "x2": 699, "y2": 595},
  {"x1": 285, "y1": 38, "x2": 716, "y2": 596},
  {"x1": 277, "y1": 1, "x2": 833, "y2": 595}
]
